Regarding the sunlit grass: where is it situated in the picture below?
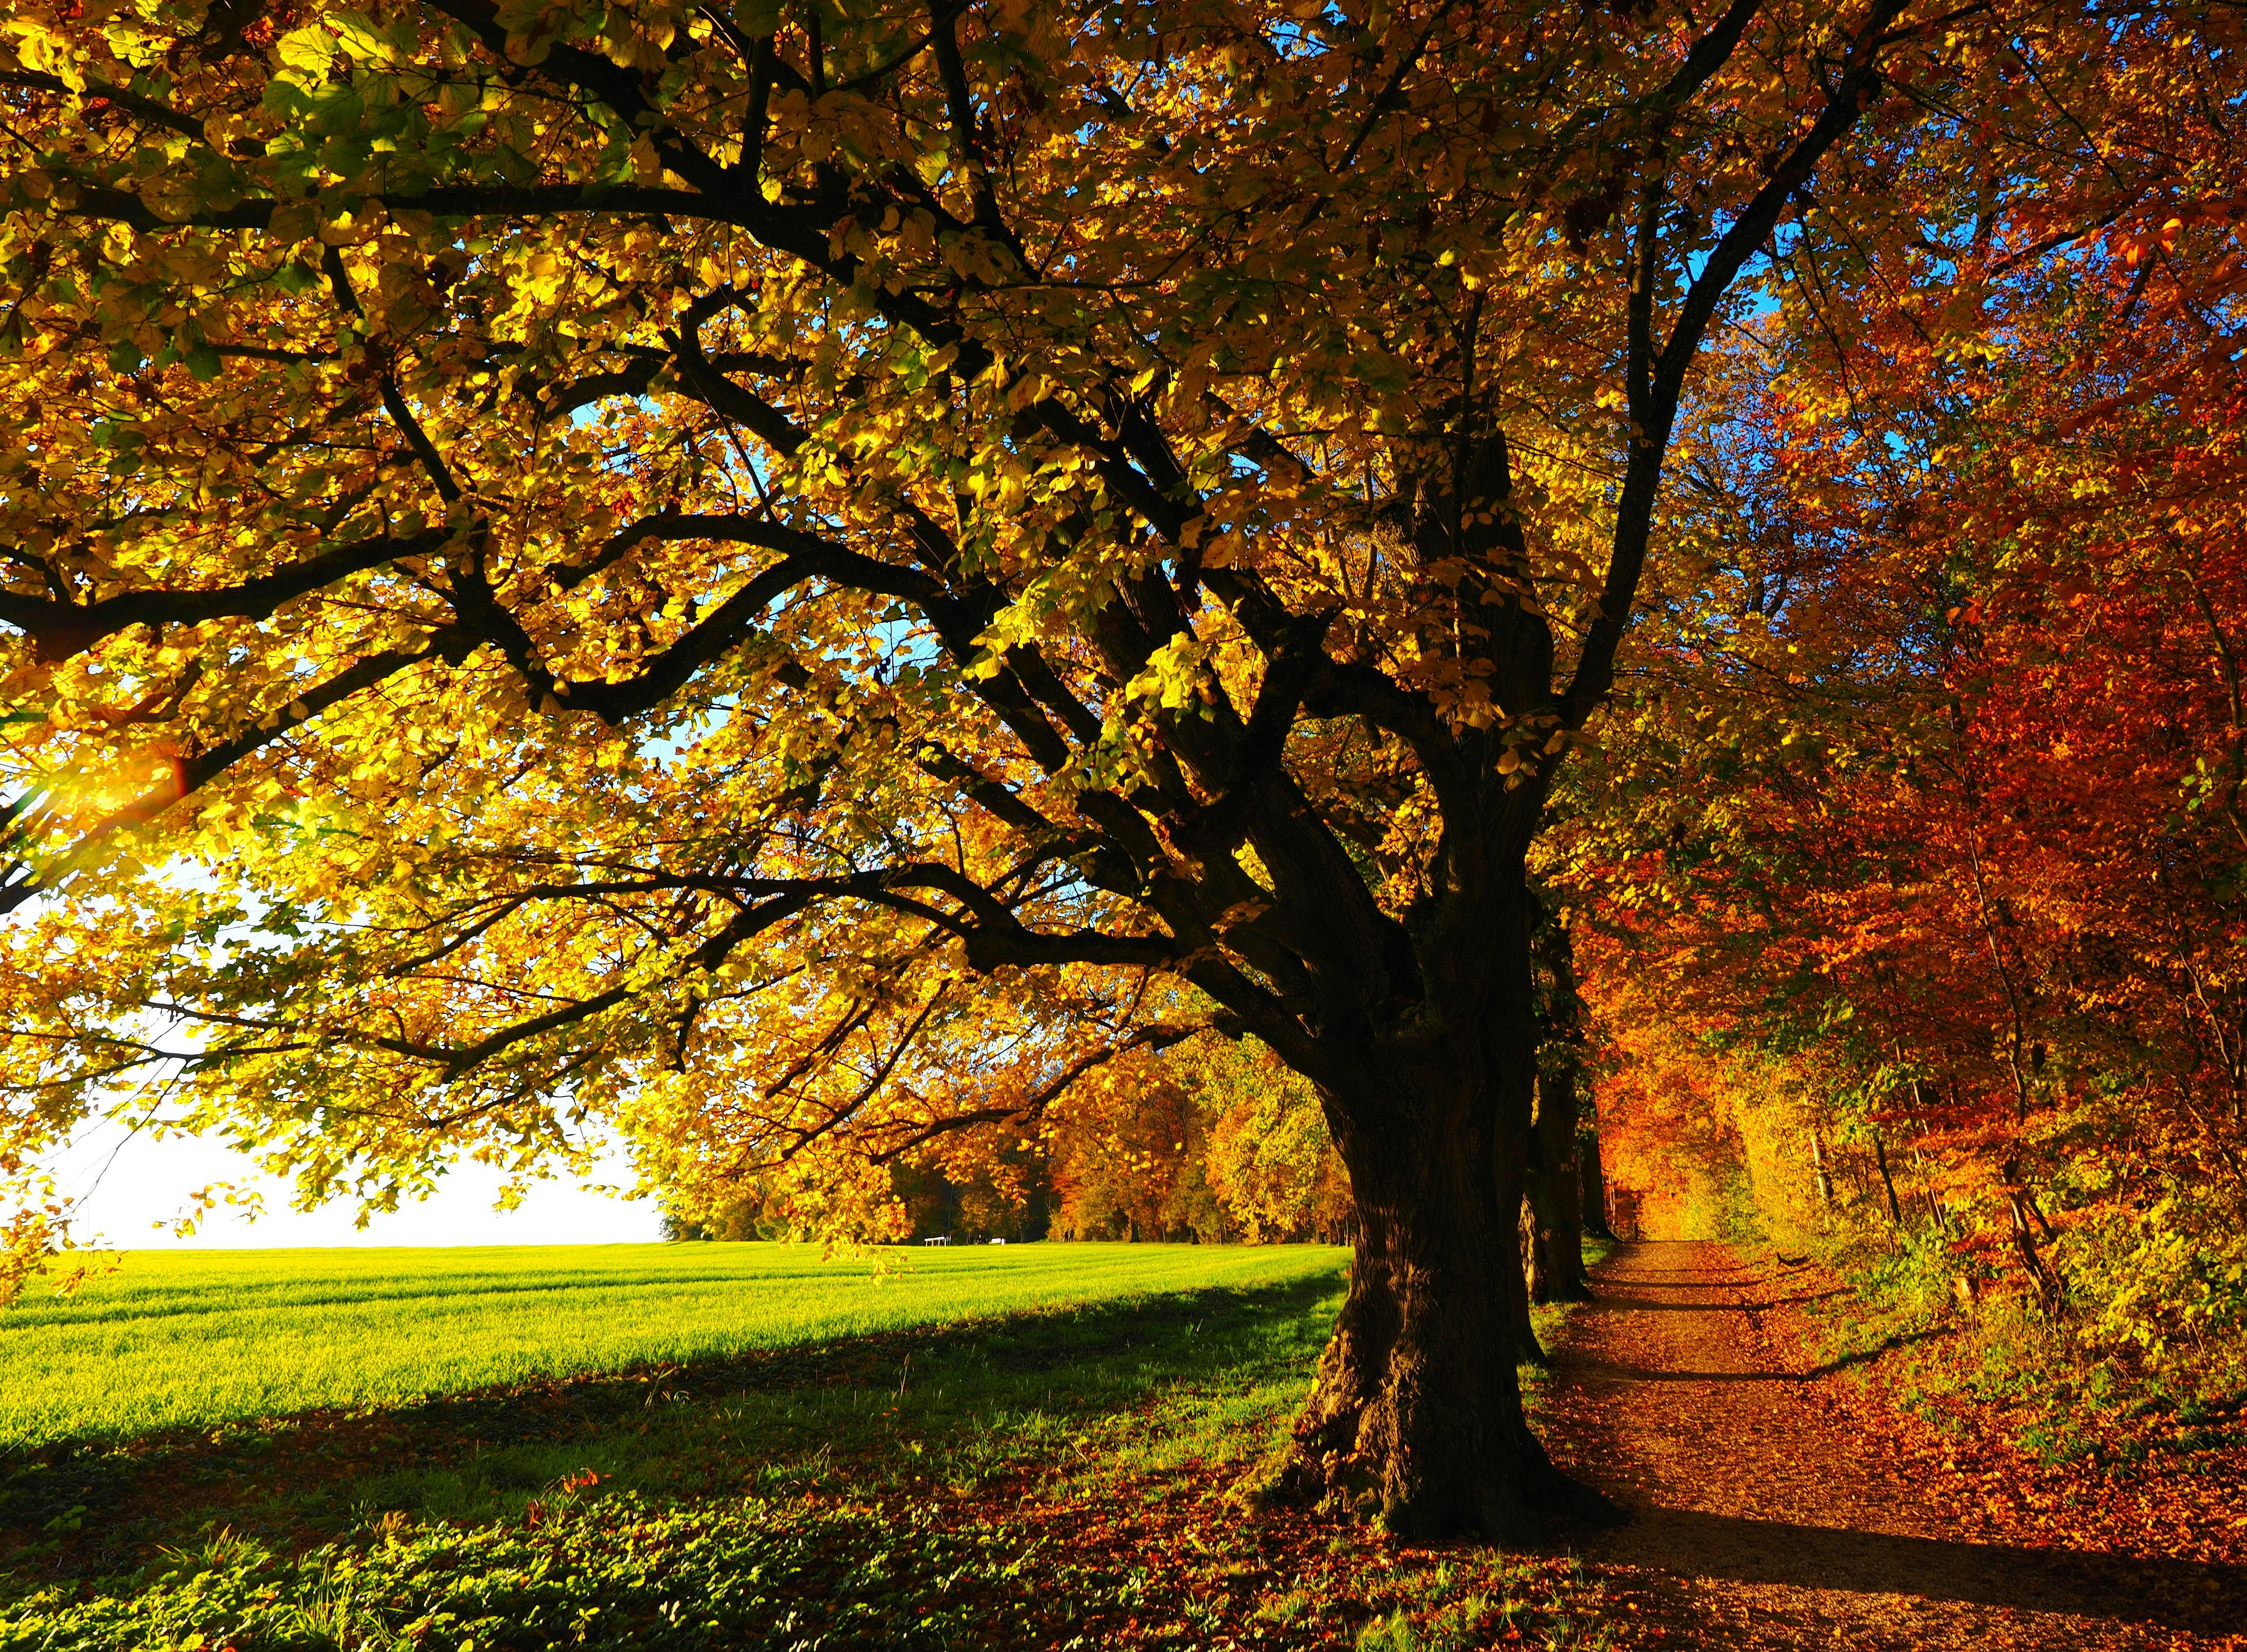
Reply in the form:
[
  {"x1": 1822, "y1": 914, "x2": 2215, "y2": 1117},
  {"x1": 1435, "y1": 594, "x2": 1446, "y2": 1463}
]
[{"x1": 0, "y1": 1240, "x2": 1348, "y2": 1447}]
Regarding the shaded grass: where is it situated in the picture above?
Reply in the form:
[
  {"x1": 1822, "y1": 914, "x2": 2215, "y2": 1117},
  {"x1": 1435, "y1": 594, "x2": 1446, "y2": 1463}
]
[{"x1": 1, "y1": 1243, "x2": 1616, "y2": 1651}]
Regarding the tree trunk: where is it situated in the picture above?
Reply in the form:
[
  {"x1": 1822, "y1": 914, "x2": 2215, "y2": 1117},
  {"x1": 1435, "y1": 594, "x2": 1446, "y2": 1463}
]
[
  {"x1": 1523, "y1": 911, "x2": 1592, "y2": 1302},
  {"x1": 2007, "y1": 1189, "x2": 2065, "y2": 1311},
  {"x1": 1525, "y1": 1063, "x2": 1593, "y2": 1303},
  {"x1": 1512, "y1": 1198, "x2": 1549, "y2": 1364},
  {"x1": 2001, "y1": 1158, "x2": 2066, "y2": 1312},
  {"x1": 1580, "y1": 1122, "x2": 1615, "y2": 1240},
  {"x1": 1872, "y1": 1130, "x2": 1904, "y2": 1227},
  {"x1": 1278, "y1": 1048, "x2": 1619, "y2": 1540}
]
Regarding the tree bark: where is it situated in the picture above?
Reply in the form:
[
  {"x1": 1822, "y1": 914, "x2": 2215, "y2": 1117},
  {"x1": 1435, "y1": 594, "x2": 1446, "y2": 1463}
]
[
  {"x1": 1872, "y1": 1129, "x2": 1904, "y2": 1227},
  {"x1": 2006, "y1": 1188, "x2": 2066, "y2": 1311},
  {"x1": 1512, "y1": 1197, "x2": 1549, "y2": 1365},
  {"x1": 1278, "y1": 1025, "x2": 1618, "y2": 1539},
  {"x1": 1525, "y1": 1061, "x2": 1593, "y2": 1302},
  {"x1": 1580, "y1": 1121, "x2": 1615, "y2": 1240},
  {"x1": 1523, "y1": 912, "x2": 1593, "y2": 1303},
  {"x1": 2001, "y1": 1157, "x2": 2066, "y2": 1312}
]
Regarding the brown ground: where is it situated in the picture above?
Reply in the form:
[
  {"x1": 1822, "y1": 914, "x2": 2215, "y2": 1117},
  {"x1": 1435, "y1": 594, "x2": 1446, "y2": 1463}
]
[{"x1": 1541, "y1": 1240, "x2": 2247, "y2": 1651}]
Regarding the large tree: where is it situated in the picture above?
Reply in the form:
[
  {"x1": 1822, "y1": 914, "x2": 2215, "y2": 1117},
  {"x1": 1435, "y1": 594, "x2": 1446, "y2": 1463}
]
[{"x1": 0, "y1": 0, "x2": 2083, "y2": 1534}]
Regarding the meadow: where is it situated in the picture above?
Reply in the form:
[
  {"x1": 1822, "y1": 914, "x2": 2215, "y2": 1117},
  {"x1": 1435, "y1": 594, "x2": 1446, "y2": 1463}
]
[
  {"x1": 0, "y1": 1241, "x2": 1347, "y2": 1448},
  {"x1": 0, "y1": 1240, "x2": 1612, "y2": 1652}
]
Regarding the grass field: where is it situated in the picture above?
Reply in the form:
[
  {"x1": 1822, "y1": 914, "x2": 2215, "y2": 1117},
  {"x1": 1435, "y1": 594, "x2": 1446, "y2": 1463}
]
[
  {"x1": 0, "y1": 1241, "x2": 1348, "y2": 1448},
  {"x1": 0, "y1": 1241, "x2": 1614, "y2": 1652}
]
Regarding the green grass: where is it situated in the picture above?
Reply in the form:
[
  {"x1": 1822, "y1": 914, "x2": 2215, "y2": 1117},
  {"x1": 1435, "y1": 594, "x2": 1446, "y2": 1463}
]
[
  {"x1": 0, "y1": 1241, "x2": 1616, "y2": 1651},
  {"x1": 0, "y1": 1241, "x2": 1347, "y2": 1448}
]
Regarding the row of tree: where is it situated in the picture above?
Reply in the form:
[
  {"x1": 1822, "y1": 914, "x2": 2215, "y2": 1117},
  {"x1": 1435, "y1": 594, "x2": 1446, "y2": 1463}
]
[
  {"x1": 1556, "y1": 22, "x2": 2247, "y2": 1385},
  {"x1": 662, "y1": 1025, "x2": 1358, "y2": 1245}
]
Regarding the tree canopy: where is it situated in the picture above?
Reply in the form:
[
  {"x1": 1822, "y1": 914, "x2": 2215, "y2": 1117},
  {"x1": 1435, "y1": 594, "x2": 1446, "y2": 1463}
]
[{"x1": 0, "y1": 0, "x2": 2198, "y2": 1536}]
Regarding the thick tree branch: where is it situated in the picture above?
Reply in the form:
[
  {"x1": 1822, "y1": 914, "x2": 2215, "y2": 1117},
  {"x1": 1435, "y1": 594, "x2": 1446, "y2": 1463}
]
[
  {"x1": 1565, "y1": 0, "x2": 1908, "y2": 730},
  {"x1": 0, "y1": 527, "x2": 448, "y2": 662}
]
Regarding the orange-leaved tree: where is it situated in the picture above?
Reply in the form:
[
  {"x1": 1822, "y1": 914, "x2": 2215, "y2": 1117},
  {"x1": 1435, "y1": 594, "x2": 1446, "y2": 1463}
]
[
  {"x1": 0, "y1": 0, "x2": 2069, "y2": 1533},
  {"x1": 1548, "y1": 3, "x2": 2247, "y2": 1381}
]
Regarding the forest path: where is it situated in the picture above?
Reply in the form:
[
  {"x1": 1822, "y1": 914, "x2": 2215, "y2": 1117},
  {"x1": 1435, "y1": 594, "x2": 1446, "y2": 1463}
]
[{"x1": 1540, "y1": 1240, "x2": 2245, "y2": 1651}]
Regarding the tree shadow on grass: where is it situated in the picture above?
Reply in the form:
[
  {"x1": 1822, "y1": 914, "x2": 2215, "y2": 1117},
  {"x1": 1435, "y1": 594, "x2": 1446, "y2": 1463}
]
[
  {"x1": 0, "y1": 1269, "x2": 1345, "y2": 1579},
  {"x1": 1581, "y1": 1504, "x2": 2246, "y2": 1635}
]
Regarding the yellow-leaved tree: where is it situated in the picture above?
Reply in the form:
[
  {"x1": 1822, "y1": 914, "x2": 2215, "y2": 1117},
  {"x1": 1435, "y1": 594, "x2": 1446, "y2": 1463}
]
[{"x1": 0, "y1": 0, "x2": 2093, "y2": 1535}]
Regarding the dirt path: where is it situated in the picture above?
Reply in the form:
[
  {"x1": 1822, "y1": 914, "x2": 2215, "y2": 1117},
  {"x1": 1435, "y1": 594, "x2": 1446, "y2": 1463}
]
[{"x1": 1541, "y1": 1240, "x2": 2246, "y2": 1650}]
